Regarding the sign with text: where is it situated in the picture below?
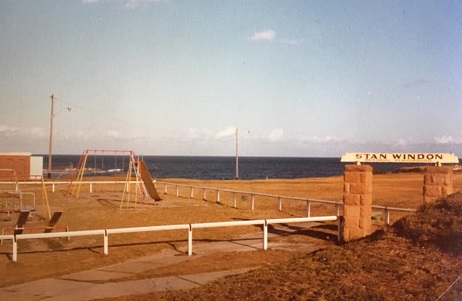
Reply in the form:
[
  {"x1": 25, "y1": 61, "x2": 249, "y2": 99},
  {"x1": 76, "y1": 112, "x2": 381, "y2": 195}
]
[{"x1": 341, "y1": 153, "x2": 459, "y2": 164}]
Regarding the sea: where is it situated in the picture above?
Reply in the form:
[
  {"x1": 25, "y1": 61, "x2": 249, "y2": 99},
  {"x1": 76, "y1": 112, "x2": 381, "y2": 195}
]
[{"x1": 40, "y1": 155, "x2": 434, "y2": 180}]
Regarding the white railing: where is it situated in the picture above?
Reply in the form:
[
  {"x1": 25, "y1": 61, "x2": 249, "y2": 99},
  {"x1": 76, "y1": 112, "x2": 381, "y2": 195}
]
[
  {"x1": 157, "y1": 181, "x2": 341, "y2": 215},
  {"x1": 0, "y1": 180, "x2": 146, "y2": 193},
  {"x1": 370, "y1": 205, "x2": 416, "y2": 224},
  {"x1": 156, "y1": 181, "x2": 416, "y2": 221},
  {"x1": 0, "y1": 216, "x2": 339, "y2": 262},
  {"x1": 0, "y1": 191, "x2": 36, "y2": 211},
  {"x1": 2, "y1": 180, "x2": 416, "y2": 222}
]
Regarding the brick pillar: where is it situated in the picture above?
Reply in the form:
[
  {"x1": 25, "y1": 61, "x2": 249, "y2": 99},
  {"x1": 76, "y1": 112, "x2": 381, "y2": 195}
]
[
  {"x1": 423, "y1": 166, "x2": 453, "y2": 203},
  {"x1": 342, "y1": 165, "x2": 373, "y2": 242}
]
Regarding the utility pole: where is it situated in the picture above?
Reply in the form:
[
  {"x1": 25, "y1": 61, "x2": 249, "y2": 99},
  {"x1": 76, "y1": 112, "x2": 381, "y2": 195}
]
[
  {"x1": 235, "y1": 128, "x2": 239, "y2": 180},
  {"x1": 47, "y1": 95, "x2": 71, "y2": 179},
  {"x1": 47, "y1": 94, "x2": 54, "y2": 179}
]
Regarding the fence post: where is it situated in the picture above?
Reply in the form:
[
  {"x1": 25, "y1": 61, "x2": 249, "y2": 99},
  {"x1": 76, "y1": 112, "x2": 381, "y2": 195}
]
[
  {"x1": 337, "y1": 216, "x2": 344, "y2": 243},
  {"x1": 306, "y1": 200, "x2": 311, "y2": 217},
  {"x1": 263, "y1": 221, "x2": 268, "y2": 250},
  {"x1": 13, "y1": 236, "x2": 17, "y2": 262},
  {"x1": 278, "y1": 196, "x2": 282, "y2": 211},
  {"x1": 251, "y1": 194, "x2": 255, "y2": 210},
  {"x1": 385, "y1": 208, "x2": 390, "y2": 225},
  {"x1": 188, "y1": 226, "x2": 193, "y2": 256},
  {"x1": 104, "y1": 231, "x2": 108, "y2": 255}
]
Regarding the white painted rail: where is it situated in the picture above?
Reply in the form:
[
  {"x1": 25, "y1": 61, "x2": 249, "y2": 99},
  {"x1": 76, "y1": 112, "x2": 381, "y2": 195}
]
[
  {"x1": 157, "y1": 181, "x2": 342, "y2": 215},
  {"x1": 106, "y1": 224, "x2": 189, "y2": 235},
  {"x1": 1, "y1": 216, "x2": 339, "y2": 262},
  {"x1": 11, "y1": 230, "x2": 104, "y2": 262},
  {"x1": 4, "y1": 180, "x2": 416, "y2": 222},
  {"x1": 0, "y1": 180, "x2": 148, "y2": 193},
  {"x1": 156, "y1": 181, "x2": 416, "y2": 220}
]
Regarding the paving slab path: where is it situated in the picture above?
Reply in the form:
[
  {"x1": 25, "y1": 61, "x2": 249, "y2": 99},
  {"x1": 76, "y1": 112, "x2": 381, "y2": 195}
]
[{"x1": 0, "y1": 223, "x2": 328, "y2": 300}]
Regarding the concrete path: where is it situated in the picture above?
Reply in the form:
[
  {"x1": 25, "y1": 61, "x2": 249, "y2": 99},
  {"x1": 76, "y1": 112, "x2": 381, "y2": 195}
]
[{"x1": 0, "y1": 223, "x2": 327, "y2": 300}]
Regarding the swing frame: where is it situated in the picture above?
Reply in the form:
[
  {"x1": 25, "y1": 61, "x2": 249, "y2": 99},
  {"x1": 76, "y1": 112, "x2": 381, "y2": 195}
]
[{"x1": 69, "y1": 149, "x2": 145, "y2": 207}]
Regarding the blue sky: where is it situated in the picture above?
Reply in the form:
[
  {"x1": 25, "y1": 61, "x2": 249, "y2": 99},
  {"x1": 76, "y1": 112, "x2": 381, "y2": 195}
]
[{"x1": 1, "y1": 0, "x2": 461, "y2": 157}]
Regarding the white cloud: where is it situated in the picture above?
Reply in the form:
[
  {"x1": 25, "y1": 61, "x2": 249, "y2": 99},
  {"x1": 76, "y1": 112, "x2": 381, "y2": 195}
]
[
  {"x1": 279, "y1": 39, "x2": 302, "y2": 45},
  {"x1": 183, "y1": 128, "x2": 214, "y2": 141},
  {"x1": 302, "y1": 136, "x2": 344, "y2": 144},
  {"x1": 29, "y1": 127, "x2": 48, "y2": 138},
  {"x1": 215, "y1": 127, "x2": 236, "y2": 139},
  {"x1": 267, "y1": 128, "x2": 284, "y2": 142},
  {"x1": 0, "y1": 125, "x2": 16, "y2": 133},
  {"x1": 82, "y1": 0, "x2": 163, "y2": 8},
  {"x1": 126, "y1": 0, "x2": 162, "y2": 9},
  {"x1": 250, "y1": 30, "x2": 276, "y2": 42},
  {"x1": 107, "y1": 130, "x2": 122, "y2": 138},
  {"x1": 393, "y1": 138, "x2": 408, "y2": 146},
  {"x1": 0, "y1": 125, "x2": 47, "y2": 139},
  {"x1": 434, "y1": 135, "x2": 462, "y2": 144}
]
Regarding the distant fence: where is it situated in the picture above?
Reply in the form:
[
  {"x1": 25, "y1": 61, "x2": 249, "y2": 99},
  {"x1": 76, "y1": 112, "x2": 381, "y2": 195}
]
[
  {"x1": 157, "y1": 181, "x2": 342, "y2": 215},
  {"x1": 1, "y1": 180, "x2": 419, "y2": 262},
  {"x1": 0, "y1": 180, "x2": 133, "y2": 194},
  {"x1": 1, "y1": 216, "x2": 339, "y2": 262},
  {"x1": 1, "y1": 180, "x2": 416, "y2": 223},
  {"x1": 156, "y1": 181, "x2": 416, "y2": 224}
]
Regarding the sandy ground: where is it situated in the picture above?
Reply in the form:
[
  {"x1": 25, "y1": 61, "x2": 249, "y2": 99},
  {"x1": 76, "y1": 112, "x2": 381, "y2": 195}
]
[{"x1": 1, "y1": 171, "x2": 461, "y2": 291}]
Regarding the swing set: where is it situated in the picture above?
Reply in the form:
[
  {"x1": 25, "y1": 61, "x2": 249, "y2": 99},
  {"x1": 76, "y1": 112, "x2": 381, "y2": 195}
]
[{"x1": 69, "y1": 149, "x2": 161, "y2": 208}]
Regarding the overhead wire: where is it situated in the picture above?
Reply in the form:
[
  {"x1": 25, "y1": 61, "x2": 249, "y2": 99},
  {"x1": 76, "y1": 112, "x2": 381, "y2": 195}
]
[{"x1": 53, "y1": 97, "x2": 163, "y2": 132}]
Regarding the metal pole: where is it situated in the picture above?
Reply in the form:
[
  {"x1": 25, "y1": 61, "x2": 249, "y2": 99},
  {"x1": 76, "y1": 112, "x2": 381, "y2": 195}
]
[
  {"x1": 188, "y1": 226, "x2": 193, "y2": 256},
  {"x1": 235, "y1": 128, "x2": 239, "y2": 179},
  {"x1": 47, "y1": 94, "x2": 54, "y2": 179},
  {"x1": 263, "y1": 222, "x2": 268, "y2": 250}
]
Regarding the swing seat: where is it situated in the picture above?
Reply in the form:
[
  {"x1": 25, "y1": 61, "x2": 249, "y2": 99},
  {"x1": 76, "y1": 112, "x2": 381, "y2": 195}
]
[
  {"x1": 1, "y1": 210, "x2": 30, "y2": 245},
  {"x1": 0, "y1": 211, "x2": 70, "y2": 245}
]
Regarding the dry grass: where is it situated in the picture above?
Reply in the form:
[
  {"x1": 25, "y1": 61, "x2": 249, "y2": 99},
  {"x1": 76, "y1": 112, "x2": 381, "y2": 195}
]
[{"x1": 0, "y1": 171, "x2": 461, "y2": 295}]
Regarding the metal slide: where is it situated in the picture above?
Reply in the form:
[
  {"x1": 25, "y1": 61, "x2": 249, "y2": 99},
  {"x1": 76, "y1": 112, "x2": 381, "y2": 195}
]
[{"x1": 137, "y1": 161, "x2": 162, "y2": 201}]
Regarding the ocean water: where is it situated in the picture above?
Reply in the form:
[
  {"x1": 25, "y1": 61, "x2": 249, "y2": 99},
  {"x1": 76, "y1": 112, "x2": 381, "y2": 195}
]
[{"x1": 40, "y1": 155, "x2": 432, "y2": 180}]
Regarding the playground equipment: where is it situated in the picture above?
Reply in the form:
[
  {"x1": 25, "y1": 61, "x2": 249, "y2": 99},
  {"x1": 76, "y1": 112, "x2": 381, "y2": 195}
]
[
  {"x1": 69, "y1": 149, "x2": 161, "y2": 208},
  {"x1": 137, "y1": 161, "x2": 162, "y2": 201},
  {"x1": 0, "y1": 169, "x2": 51, "y2": 218},
  {"x1": 1, "y1": 210, "x2": 69, "y2": 245}
]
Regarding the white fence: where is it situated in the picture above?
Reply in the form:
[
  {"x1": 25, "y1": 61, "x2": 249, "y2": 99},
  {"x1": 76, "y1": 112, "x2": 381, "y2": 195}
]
[
  {"x1": 0, "y1": 180, "x2": 418, "y2": 263},
  {"x1": 0, "y1": 180, "x2": 134, "y2": 194},
  {"x1": 2, "y1": 180, "x2": 416, "y2": 222},
  {"x1": 156, "y1": 181, "x2": 416, "y2": 223},
  {"x1": 0, "y1": 216, "x2": 339, "y2": 262}
]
